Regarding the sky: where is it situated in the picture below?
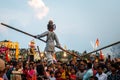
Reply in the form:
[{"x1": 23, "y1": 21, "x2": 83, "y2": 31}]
[{"x1": 0, "y1": 0, "x2": 120, "y2": 53}]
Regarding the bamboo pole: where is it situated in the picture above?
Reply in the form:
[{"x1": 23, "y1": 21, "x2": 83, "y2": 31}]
[{"x1": 1, "y1": 23, "x2": 81, "y2": 58}]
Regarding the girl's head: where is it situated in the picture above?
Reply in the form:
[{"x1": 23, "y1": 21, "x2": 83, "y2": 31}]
[
  {"x1": 50, "y1": 71, "x2": 54, "y2": 77},
  {"x1": 29, "y1": 63, "x2": 34, "y2": 70},
  {"x1": 71, "y1": 68, "x2": 75, "y2": 74},
  {"x1": 47, "y1": 20, "x2": 56, "y2": 31}
]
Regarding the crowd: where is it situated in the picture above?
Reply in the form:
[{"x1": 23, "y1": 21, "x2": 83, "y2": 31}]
[
  {"x1": 0, "y1": 54, "x2": 120, "y2": 80},
  {"x1": 1, "y1": 20, "x2": 120, "y2": 80}
]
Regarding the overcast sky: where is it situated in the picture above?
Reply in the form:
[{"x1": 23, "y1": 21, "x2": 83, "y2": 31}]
[{"x1": 0, "y1": 0, "x2": 120, "y2": 53}]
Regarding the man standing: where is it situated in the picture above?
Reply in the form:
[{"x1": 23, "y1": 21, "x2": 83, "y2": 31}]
[
  {"x1": 107, "y1": 63, "x2": 120, "y2": 80},
  {"x1": 96, "y1": 65, "x2": 107, "y2": 80},
  {"x1": 83, "y1": 63, "x2": 93, "y2": 80},
  {"x1": 35, "y1": 20, "x2": 60, "y2": 65}
]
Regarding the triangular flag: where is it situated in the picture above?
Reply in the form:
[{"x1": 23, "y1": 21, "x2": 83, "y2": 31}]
[{"x1": 95, "y1": 38, "x2": 99, "y2": 48}]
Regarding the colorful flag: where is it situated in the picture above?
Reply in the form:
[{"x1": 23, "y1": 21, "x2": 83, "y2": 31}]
[{"x1": 95, "y1": 38, "x2": 99, "y2": 48}]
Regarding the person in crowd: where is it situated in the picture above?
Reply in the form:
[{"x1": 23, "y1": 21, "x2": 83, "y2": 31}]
[
  {"x1": 36, "y1": 60, "x2": 46, "y2": 79},
  {"x1": 105, "y1": 62, "x2": 111, "y2": 76},
  {"x1": 92, "y1": 61, "x2": 98, "y2": 76},
  {"x1": 45, "y1": 66, "x2": 52, "y2": 78},
  {"x1": 6, "y1": 61, "x2": 15, "y2": 80},
  {"x1": 83, "y1": 62, "x2": 93, "y2": 80},
  {"x1": 90, "y1": 76, "x2": 98, "y2": 80},
  {"x1": 33, "y1": 62, "x2": 37, "y2": 77},
  {"x1": 69, "y1": 60, "x2": 77, "y2": 72},
  {"x1": 107, "y1": 63, "x2": 120, "y2": 80},
  {"x1": 76, "y1": 64, "x2": 86, "y2": 80},
  {"x1": 22, "y1": 61, "x2": 30, "y2": 80},
  {"x1": 28, "y1": 63, "x2": 36, "y2": 80},
  {"x1": 49, "y1": 71, "x2": 56, "y2": 80},
  {"x1": 3, "y1": 67, "x2": 9, "y2": 80},
  {"x1": 96, "y1": 65, "x2": 107, "y2": 80},
  {"x1": 0, "y1": 58, "x2": 5, "y2": 80},
  {"x1": 11, "y1": 63, "x2": 22, "y2": 80},
  {"x1": 69, "y1": 68, "x2": 76, "y2": 80},
  {"x1": 59, "y1": 65, "x2": 66, "y2": 80},
  {"x1": 55, "y1": 71, "x2": 62, "y2": 80},
  {"x1": 105, "y1": 55, "x2": 111, "y2": 63}
]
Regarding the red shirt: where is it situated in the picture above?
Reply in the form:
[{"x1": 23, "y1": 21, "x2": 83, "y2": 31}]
[{"x1": 70, "y1": 74, "x2": 76, "y2": 80}]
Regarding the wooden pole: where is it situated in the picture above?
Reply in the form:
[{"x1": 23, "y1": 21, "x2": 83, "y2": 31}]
[{"x1": 1, "y1": 23, "x2": 81, "y2": 58}]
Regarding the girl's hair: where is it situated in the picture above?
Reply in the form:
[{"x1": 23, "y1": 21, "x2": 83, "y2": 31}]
[{"x1": 47, "y1": 20, "x2": 56, "y2": 30}]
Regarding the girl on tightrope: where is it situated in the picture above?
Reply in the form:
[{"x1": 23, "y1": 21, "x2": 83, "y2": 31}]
[{"x1": 35, "y1": 20, "x2": 61, "y2": 66}]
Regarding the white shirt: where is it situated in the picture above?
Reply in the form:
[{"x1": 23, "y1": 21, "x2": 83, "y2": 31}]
[
  {"x1": 49, "y1": 76, "x2": 56, "y2": 80},
  {"x1": 96, "y1": 73, "x2": 107, "y2": 80},
  {"x1": 37, "y1": 31, "x2": 60, "y2": 52}
]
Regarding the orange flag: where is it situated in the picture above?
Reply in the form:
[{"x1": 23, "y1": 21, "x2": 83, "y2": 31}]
[
  {"x1": 6, "y1": 50, "x2": 10, "y2": 62},
  {"x1": 95, "y1": 38, "x2": 99, "y2": 48},
  {"x1": 99, "y1": 50, "x2": 104, "y2": 60}
]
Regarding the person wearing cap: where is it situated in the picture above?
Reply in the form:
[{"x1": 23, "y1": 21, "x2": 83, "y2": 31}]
[{"x1": 35, "y1": 20, "x2": 61, "y2": 65}]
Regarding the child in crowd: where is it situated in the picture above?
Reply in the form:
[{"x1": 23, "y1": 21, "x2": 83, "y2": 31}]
[{"x1": 49, "y1": 71, "x2": 56, "y2": 80}]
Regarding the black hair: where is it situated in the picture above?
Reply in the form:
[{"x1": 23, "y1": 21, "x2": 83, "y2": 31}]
[
  {"x1": 47, "y1": 23, "x2": 54, "y2": 30},
  {"x1": 50, "y1": 71, "x2": 54, "y2": 75},
  {"x1": 90, "y1": 76, "x2": 98, "y2": 80},
  {"x1": 111, "y1": 63, "x2": 118, "y2": 69},
  {"x1": 97, "y1": 65, "x2": 104, "y2": 70},
  {"x1": 47, "y1": 20, "x2": 56, "y2": 30},
  {"x1": 87, "y1": 63, "x2": 92, "y2": 69}
]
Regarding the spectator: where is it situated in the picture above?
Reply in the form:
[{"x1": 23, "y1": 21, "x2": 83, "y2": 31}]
[
  {"x1": 90, "y1": 76, "x2": 98, "y2": 80},
  {"x1": 96, "y1": 65, "x2": 107, "y2": 80},
  {"x1": 69, "y1": 68, "x2": 76, "y2": 80},
  {"x1": 83, "y1": 63, "x2": 93, "y2": 80},
  {"x1": 0, "y1": 58, "x2": 5, "y2": 80},
  {"x1": 107, "y1": 63, "x2": 120, "y2": 80},
  {"x1": 76, "y1": 65, "x2": 86, "y2": 80},
  {"x1": 49, "y1": 71, "x2": 56, "y2": 80}
]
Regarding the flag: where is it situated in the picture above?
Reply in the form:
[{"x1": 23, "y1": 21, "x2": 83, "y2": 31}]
[
  {"x1": 6, "y1": 50, "x2": 10, "y2": 62},
  {"x1": 95, "y1": 38, "x2": 99, "y2": 48},
  {"x1": 99, "y1": 50, "x2": 104, "y2": 60}
]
